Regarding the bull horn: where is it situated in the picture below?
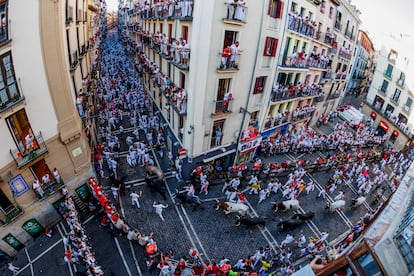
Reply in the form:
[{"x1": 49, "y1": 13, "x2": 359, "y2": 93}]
[
  {"x1": 215, "y1": 199, "x2": 219, "y2": 203},
  {"x1": 235, "y1": 215, "x2": 241, "y2": 220},
  {"x1": 235, "y1": 221, "x2": 241, "y2": 226}
]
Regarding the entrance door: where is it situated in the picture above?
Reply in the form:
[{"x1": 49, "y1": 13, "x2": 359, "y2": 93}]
[
  {"x1": 6, "y1": 109, "x2": 36, "y2": 154},
  {"x1": 0, "y1": 188, "x2": 14, "y2": 214},
  {"x1": 30, "y1": 159, "x2": 55, "y2": 186}
]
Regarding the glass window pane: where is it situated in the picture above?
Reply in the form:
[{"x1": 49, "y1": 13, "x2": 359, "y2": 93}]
[
  {"x1": 0, "y1": 87, "x2": 8, "y2": 103},
  {"x1": 358, "y1": 253, "x2": 381, "y2": 276},
  {"x1": 8, "y1": 83, "x2": 17, "y2": 98}
]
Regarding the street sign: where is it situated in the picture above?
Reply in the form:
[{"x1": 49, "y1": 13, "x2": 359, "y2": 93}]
[
  {"x1": 22, "y1": 218, "x2": 44, "y2": 238},
  {"x1": 2, "y1": 233, "x2": 24, "y2": 251}
]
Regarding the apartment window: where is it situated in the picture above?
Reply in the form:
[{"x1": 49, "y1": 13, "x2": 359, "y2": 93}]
[
  {"x1": 215, "y1": 78, "x2": 231, "y2": 113},
  {"x1": 182, "y1": 26, "x2": 188, "y2": 42},
  {"x1": 358, "y1": 253, "x2": 381, "y2": 275},
  {"x1": 223, "y1": 30, "x2": 238, "y2": 49},
  {"x1": 268, "y1": 0, "x2": 284, "y2": 19},
  {"x1": 65, "y1": 1, "x2": 73, "y2": 24},
  {"x1": 263, "y1": 37, "x2": 278, "y2": 57},
  {"x1": 6, "y1": 109, "x2": 36, "y2": 154},
  {"x1": 405, "y1": 98, "x2": 412, "y2": 109},
  {"x1": 380, "y1": 80, "x2": 388, "y2": 93},
  {"x1": 398, "y1": 113, "x2": 408, "y2": 124},
  {"x1": 180, "y1": 72, "x2": 186, "y2": 89},
  {"x1": 399, "y1": 72, "x2": 406, "y2": 82},
  {"x1": 160, "y1": 23, "x2": 163, "y2": 34},
  {"x1": 253, "y1": 76, "x2": 267, "y2": 94},
  {"x1": 249, "y1": 111, "x2": 259, "y2": 127},
  {"x1": 0, "y1": 1, "x2": 8, "y2": 42},
  {"x1": 373, "y1": 96, "x2": 384, "y2": 110},
  {"x1": 0, "y1": 51, "x2": 20, "y2": 108},
  {"x1": 393, "y1": 88, "x2": 401, "y2": 103},
  {"x1": 386, "y1": 64, "x2": 393, "y2": 75},
  {"x1": 30, "y1": 159, "x2": 59, "y2": 195},
  {"x1": 385, "y1": 104, "x2": 394, "y2": 114},
  {"x1": 211, "y1": 119, "x2": 225, "y2": 148},
  {"x1": 329, "y1": 6, "x2": 334, "y2": 18}
]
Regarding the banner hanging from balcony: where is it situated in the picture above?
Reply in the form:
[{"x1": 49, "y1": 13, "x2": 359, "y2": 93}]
[{"x1": 8, "y1": 174, "x2": 29, "y2": 198}]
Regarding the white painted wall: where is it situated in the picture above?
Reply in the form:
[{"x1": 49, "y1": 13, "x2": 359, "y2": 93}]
[{"x1": 0, "y1": 0, "x2": 59, "y2": 168}]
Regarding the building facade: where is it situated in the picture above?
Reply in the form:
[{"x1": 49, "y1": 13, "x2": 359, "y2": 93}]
[
  {"x1": 363, "y1": 47, "x2": 414, "y2": 150},
  {"x1": 123, "y1": 0, "x2": 362, "y2": 174},
  {"x1": 345, "y1": 30, "x2": 374, "y2": 96},
  {"x1": 0, "y1": 0, "x2": 104, "y2": 258}
]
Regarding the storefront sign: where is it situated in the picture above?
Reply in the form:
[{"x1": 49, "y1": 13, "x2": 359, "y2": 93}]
[
  {"x1": 379, "y1": 120, "x2": 389, "y2": 131},
  {"x1": 393, "y1": 130, "x2": 399, "y2": 137},
  {"x1": 370, "y1": 111, "x2": 377, "y2": 119},
  {"x1": 22, "y1": 219, "x2": 44, "y2": 238},
  {"x1": 9, "y1": 174, "x2": 29, "y2": 198},
  {"x1": 238, "y1": 137, "x2": 262, "y2": 153},
  {"x1": 2, "y1": 234, "x2": 24, "y2": 251},
  {"x1": 76, "y1": 184, "x2": 91, "y2": 202}
]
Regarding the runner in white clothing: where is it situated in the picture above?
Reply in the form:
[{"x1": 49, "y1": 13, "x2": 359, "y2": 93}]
[
  {"x1": 130, "y1": 191, "x2": 142, "y2": 208},
  {"x1": 153, "y1": 201, "x2": 168, "y2": 221}
]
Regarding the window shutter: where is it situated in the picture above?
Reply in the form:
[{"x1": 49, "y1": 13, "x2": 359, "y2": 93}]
[
  {"x1": 263, "y1": 37, "x2": 270, "y2": 56},
  {"x1": 268, "y1": 0, "x2": 273, "y2": 15},
  {"x1": 276, "y1": 1, "x2": 284, "y2": 18},
  {"x1": 271, "y1": 38, "x2": 279, "y2": 57}
]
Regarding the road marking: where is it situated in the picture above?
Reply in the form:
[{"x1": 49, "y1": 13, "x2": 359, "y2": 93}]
[
  {"x1": 285, "y1": 153, "x2": 354, "y2": 228},
  {"x1": 114, "y1": 237, "x2": 133, "y2": 276},
  {"x1": 151, "y1": 148, "x2": 204, "y2": 263},
  {"x1": 24, "y1": 249, "x2": 34, "y2": 276},
  {"x1": 128, "y1": 240, "x2": 143, "y2": 276}
]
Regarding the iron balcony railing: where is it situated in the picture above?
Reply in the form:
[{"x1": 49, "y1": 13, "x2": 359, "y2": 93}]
[
  {"x1": 224, "y1": 3, "x2": 248, "y2": 23},
  {"x1": 10, "y1": 132, "x2": 48, "y2": 169}
]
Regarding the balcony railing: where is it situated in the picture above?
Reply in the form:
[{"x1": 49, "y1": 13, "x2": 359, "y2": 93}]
[
  {"x1": 314, "y1": 31, "x2": 335, "y2": 46},
  {"x1": 0, "y1": 94, "x2": 25, "y2": 113},
  {"x1": 281, "y1": 57, "x2": 309, "y2": 69},
  {"x1": 10, "y1": 132, "x2": 48, "y2": 169},
  {"x1": 335, "y1": 72, "x2": 347, "y2": 80},
  {"x1": 308, "y1": 57, "x2": 329, "y2": 69},
  {"x1": 217, "y1": 52, "x2": 241, "y2": 72},
  {"x1": 170, "y1": 48, "x2": 190, "y2": 71},
  {"x1": 270, "y1": 87, "x2": 322, "y2": 103},
  {"x1": 213, "y1": 100, "x2": 233, "y2": 114},
  {"x1": 1, "y1": 207, "x2": 23, "y2": 226},
  {"x1": 322, "y1": 71, "x2": 333, "y2": 80},
  {"x1": 326, "y1": 92, "x2": 341, "y2": 100},
  {"x1": 70, "y1": 51, "x2": 79, "y2": 71},
  {"x1": 338, "y1": 48, "x2": 352, "y2": 60},
  {"x1": 224, "y1": 3, "x2": 247, "y2": 24},
  {"x1": 328, "y1": 47, "x2": 338, "y2": 55},
  {"x1": 287, "y1": 14, "x2": 316, "y2": 39},
  {"x1": 0, "y1": 21, "x2": 9, "y2": 44},
  {"x1": 141, "y1": 1, "x2": 193, "y2": 21},
  {"x1": 384, "y1": 70, "x2": 393, "y2": 80},
  {"x1": 314, "y1": 94, "x2": 325, "y2": 102}
]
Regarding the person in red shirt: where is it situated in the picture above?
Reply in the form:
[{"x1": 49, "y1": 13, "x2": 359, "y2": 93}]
[{"x1": 221, "y1": 46, "x2": 232, "y2": 69}]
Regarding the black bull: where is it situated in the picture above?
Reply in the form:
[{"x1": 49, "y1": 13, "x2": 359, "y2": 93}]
[
  {"x1": 172, "y1": 190, "x2": 203, "y2": 211},
  {"x1": 145, "y1": 175, "x2": 167, "y2": 201}
]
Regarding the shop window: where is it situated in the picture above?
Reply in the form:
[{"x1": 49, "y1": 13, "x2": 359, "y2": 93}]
[
  {"x1": 6, "y1": 109, "x2": 36, "y2": 155},
  {"x1": 263, "y1": 37, "x2": 278, "y2": 57},
  {"x1": 211, "y1": 119, "x2": 225, "y2": 148},
  {"x1": 268, "y1": 0, "x2": 284, "y2": 19},
  {"x1": 253, "y1": 76, "x2": 267, "y2": 94},
  {"x1": 0, "y1": 51, "x2": 21, "y2": 109}
]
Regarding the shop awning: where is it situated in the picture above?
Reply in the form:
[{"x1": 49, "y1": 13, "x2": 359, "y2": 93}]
[
  {"x1": 202, "y1": 149, "x2": 236, "y2": 163},
  {"x1": 379, "y1": 120, "x2": 389, "y2": 131}
]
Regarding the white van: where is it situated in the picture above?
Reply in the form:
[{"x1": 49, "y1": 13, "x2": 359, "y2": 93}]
[{"x1": 338, "y1": 106, "x2": 364, "y2": 127}]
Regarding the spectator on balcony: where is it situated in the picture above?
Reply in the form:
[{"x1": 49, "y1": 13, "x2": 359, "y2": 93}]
[
  {"x1": 229, "y1": 41, "x2": 242, "y2": 69},
  {"x1": 182, "y1": 0, "x2": 192, "y2": 17},
  {"x1": 181, "y1": 40, "x2": 190, "y2": 66},
  {"x1": 174, "y1": 39, "x2": 182, "y2": 64},
  {"x1": 221, "y1": 45, "x2": 232, "y2": 69},
  {"x1": 33, "y1": 179, "x2": 45, "y2": 199},
  {"x1": 222, "y1": 91, "x2": 233, "y2": 112},
  {"x1": 53, "y1": 168, "x2": 62, "y2": 185},
  {"x1": 226, "y1": 0, "x2": 235, "y2": 20},
  {"x1": 215, "y1": 128, "x2": 223, "y2": 146},
  {"x1": 42, "y1": 173, "x2": 53, "y2": 193},
  {"x1": 234, "y1": 0, "x2": 246, "y2": 21}
]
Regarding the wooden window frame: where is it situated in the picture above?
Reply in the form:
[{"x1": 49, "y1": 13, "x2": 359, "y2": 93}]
[
  {"x1": 263, "y1": 37, "x2": 278, "y2": 57},
  {"x1": 253, "y1": 76, "x2": 267, "y2": 94}
]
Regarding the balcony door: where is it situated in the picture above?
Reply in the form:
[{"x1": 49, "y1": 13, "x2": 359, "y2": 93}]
[
  {"x1": 6, "y1": 109, "x2": 36, "y2": 154},
  {"x1": 30, "y1": 159, "x2": 55, "y2": 186}
]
